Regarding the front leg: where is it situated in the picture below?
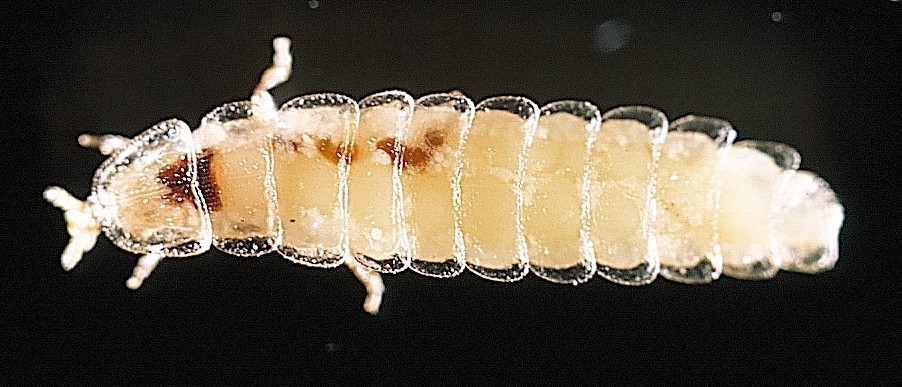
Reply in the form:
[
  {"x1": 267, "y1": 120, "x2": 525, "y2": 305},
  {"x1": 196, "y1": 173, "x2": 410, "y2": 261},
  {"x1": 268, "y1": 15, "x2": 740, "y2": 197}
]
[
  {"x1": 77, "y1": 133, "x2": 130, "y2": 155},
  {"x1": 43, "y1": 186, "x2": 101, "y2": 271}
]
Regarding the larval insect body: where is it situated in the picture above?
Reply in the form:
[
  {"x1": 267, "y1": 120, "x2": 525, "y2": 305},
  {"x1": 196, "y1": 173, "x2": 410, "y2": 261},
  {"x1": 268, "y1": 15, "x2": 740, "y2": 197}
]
[{"x1": 45, "y1": 38, "x2": 845, "y2": 314}]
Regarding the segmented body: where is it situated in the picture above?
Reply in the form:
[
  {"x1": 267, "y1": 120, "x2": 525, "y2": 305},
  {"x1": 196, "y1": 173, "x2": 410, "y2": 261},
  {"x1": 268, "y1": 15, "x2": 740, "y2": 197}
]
[{"x1": 45, "y1": 38, "x2": 844, "y2": 314}]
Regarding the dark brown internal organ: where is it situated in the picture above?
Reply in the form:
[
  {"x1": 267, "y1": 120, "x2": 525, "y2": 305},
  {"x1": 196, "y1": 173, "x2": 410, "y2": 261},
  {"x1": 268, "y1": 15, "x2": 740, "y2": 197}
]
[
  {"x1": 157, "y1": 156, "x2": 192, "y2": 205},
  {"x1": 273, "y1": 136, "x2": 357, "y2": 165},
  {"x1": 273, "y1": 129, "x2": 445, "y2": 170},
  {"x1": 196, "y1": 153, "x2": 221, "y2": 211},
  {"x1": 156, "y1": 152, "x2": 221, "y2": 212},
  {"x1": 375, "y1": 129, "x2": 446, "y2": 170},
  {"x1": 317, "y1": 138, "x2": 356, "y2": 164}
]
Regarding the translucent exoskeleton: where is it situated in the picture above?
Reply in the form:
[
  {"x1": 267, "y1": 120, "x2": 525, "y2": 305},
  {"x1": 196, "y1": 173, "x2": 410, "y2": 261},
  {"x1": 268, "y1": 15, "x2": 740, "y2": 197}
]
[
  {"x1": 718, "y1": 141, "x2": 800, "y2": 279},
  {"x1": 89, "y1": 119, "x2": 212, "y2": 288},
  {"x1": 192, "y1": 101, "x2": 282, "y2": 257},
  {"x1": 348, "y1": 91, "x2": 415, "y2": 272},
  {"x1": 776, "y1": 171, "x2": 844, "y2": 274},
  {"x1": 590, "y1": 106, "x2": 668, "y2": 285},
  {"x1": 655, "y1": 116, "x2": 736, "y2": 284},
  {"x1": 272, "y1": 93, "x2": 358, "y2": 267},
  {"x1": 404, "y1": 93, "x2": 474, "y2": 277},
  {"x1": 523, "y1": 101, "x2": 600, "y2": 284},
  {"x1": 45, "y1": 37, "x2": 845, "y2": 314},
  {"x1": 459, "y1": 96, "x2": 539, "y2": 281}
]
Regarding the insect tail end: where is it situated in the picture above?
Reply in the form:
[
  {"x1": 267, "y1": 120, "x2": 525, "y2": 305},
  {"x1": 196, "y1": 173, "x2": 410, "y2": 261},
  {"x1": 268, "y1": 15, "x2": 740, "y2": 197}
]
[{"x1": 44, "y1": 186, "x2": 101, "y2": 271}]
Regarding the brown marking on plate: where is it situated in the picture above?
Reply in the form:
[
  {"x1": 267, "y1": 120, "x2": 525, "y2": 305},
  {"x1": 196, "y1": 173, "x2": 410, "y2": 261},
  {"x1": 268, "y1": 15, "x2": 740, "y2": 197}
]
[
  {"x1": 155, "y1": 151, "x2": 221, "y2": 211},
  {"x1": 271, "y1": 136, "x2": 300, "y2": 153},
  {"x1": 424, "y1": 130, "x2": 445, "y2": 148},
  {"x1": 375, "y1": 137, "x2": 401, "y2": 163},
  {"x1": 157, "y1": 156, "x2": 193, "y2": 206},
  {"x1": 375, "y1": 128, "x2": 448, "y2": 170},
  {"x1": 272, "y1": 136, "x2": 355, "y2": 165},
  {"x1": 317, "y1": 138, "x2": 356, "y2": 164},
  {"x1": 196, "y1": 152, "x2": 222, "y2": 211}
]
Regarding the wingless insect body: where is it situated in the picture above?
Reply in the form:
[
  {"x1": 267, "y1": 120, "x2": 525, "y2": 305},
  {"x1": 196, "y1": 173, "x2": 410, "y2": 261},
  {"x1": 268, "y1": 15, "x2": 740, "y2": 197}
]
[{"x1": 45, "y1": 38, "x2": 844, "y2": 314}]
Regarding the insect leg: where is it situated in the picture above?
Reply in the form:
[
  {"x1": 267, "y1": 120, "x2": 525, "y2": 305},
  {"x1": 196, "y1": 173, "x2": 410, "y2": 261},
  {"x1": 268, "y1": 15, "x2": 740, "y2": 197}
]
[
  {"x1": 43, "y1": 186, "x2": 101, "y2": 270},
  {"x1": 344, "y1": 257, "x2": 385, "y2": 315},
  {"x1": 78, "y1": 134, "x2": 130, "y2": 155},
  {"x1": 250, "y1": 37, "x2": 292, "y2": 112},
  {"x1": 125, "y1": 251, "x2": 164, "y2": 290}
]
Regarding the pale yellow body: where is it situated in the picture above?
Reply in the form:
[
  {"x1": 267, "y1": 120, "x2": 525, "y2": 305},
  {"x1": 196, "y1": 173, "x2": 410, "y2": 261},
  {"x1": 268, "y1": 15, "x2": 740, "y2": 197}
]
[
  {"x1": 347, "y1": 93, "x2": 413, "y2": 271},
  {"x1": 402, "y1": 98, "x2": 471, "y2": 275},
  {"x1": 272, "y1": 100, "x2": 356, "y2": 266},
  {"x1": 46, "y1": 37, "x2": 844, "y2": 315},
  {"x1": 459, "y1": 105, "x2": 535, "y2": 279},
  {"x1": 590, "y1": 119, "x2": 658, "y2": 271},
  {"x1": 655, "y1": 131, "x2": 722, "y2": 281},
  {"x1": 717, "y1": 144, "x2": 790, "y2": 279},
  {"x1": 523, "y1": 111, "x2": 596, "y2": 283},
  {"x1": 192, "y1": 106, "x2": 280, "y2": 257}
]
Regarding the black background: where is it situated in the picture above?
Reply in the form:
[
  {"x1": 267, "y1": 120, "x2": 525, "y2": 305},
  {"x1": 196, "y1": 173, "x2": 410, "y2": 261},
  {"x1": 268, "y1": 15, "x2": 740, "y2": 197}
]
[{"x1": 4, "y1": 1, "x2": 901, "y2": 385}]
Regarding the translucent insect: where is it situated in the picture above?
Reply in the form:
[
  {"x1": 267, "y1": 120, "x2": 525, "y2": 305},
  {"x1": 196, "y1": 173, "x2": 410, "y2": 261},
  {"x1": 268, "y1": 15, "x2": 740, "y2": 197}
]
[{"x1": 45, "y1": 37, "x2": 845, "y2": 314}]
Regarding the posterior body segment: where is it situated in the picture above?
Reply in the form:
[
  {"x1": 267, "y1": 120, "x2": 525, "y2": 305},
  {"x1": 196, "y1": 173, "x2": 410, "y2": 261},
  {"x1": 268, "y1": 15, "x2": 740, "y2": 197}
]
[{"x1": 45, "y1": 38, "x2": 845, "y2": 314}]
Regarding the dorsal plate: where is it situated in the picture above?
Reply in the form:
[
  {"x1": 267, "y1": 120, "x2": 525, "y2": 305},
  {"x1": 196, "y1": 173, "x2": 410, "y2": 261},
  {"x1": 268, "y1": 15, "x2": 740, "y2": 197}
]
[{"x1": 90, "y1": 119, "x2": 212, "y2": 256}]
